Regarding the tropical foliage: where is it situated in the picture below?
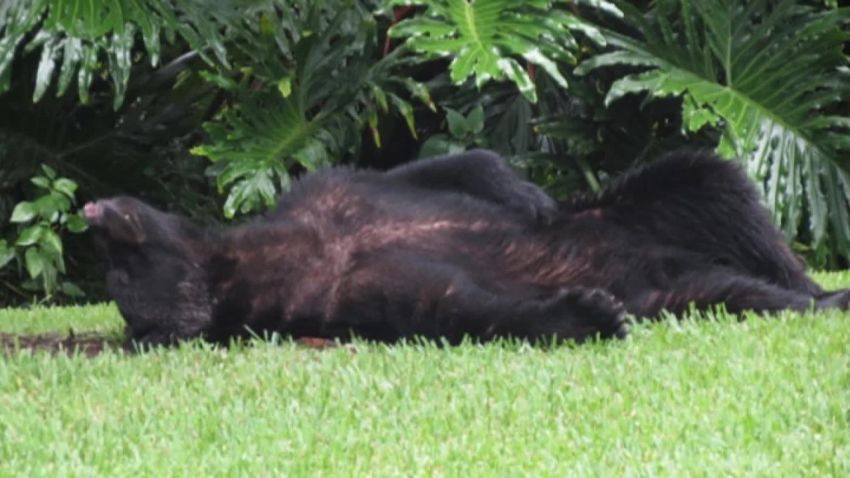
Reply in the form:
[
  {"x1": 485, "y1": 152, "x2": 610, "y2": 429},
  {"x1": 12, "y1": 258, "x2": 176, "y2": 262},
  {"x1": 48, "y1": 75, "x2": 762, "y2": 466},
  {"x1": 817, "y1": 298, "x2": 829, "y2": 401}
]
[
  {"x1": 0, "y1": 0, "x2": 848, "y2": 304},
  {"x1": 191, "y1": 2, "x2": 430, "y2": 218},
  {"x1": 386, "y1": 0, "x2": 608, "y2": 102},
  {"x1": 577, "y1": 0, "x2": 850, "y2": 262},
  {"x1": 1, "y1": 166, "x2": 87, "y2": 300}
]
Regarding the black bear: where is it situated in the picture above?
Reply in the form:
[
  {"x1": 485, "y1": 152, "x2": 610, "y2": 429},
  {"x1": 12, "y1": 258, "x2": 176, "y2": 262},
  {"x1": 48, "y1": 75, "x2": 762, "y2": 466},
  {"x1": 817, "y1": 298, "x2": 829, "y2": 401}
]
[{"x1": 84, "y1": 150, "x2": 850, "y2": 346}]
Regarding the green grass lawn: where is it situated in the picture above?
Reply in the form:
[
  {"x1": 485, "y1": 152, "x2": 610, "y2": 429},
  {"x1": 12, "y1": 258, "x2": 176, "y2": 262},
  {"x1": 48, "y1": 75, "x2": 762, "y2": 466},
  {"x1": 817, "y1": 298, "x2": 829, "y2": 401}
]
[{"x1": 1, "y1": 273, "x2": 849, "y2": 477}]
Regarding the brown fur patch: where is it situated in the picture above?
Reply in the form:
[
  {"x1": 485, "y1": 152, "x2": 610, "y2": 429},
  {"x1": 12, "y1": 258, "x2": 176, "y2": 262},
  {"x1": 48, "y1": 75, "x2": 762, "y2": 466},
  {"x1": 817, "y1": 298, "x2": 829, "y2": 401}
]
[{"x1": 573, "y1": 208, "x2": 604, "y2": 219}]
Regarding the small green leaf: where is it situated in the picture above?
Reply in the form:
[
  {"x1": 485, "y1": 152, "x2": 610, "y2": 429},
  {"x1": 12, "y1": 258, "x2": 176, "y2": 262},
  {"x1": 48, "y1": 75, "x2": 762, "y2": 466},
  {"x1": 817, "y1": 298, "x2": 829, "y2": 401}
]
[
  {"x1": 419, "y1": 135, "x2": 459, "y2": 159},
  {"x1": 61, "y1": 281, "x2": 86, "y2": 298},
  {"x1": 20, "y1": 280, "x2": 41, "y2": 292},
  {"x1": 467, "y1": 105, "x2": 484, "y2": 135},
  {"x1": 200, "y1": 70, "x2": 239, "y2": 91},
  {"x1": 445, "y1": 108, "x2": 469, "y2": 138},
  {"x1": 10, "y1": 201, "x2": 37, "y2": 223},
  {"x1": 31, "y1": 176, "x2": 51, "y2": 189},
  {"x1": 24, "y1": 247, "x2": 45, "y2": 279},
  {"x1": 277, "y1": 76, "x2": 293, "y2": 98},
  {"x1": 0, "y1": 240, "x2": 14, "y2": 269},
  {"x1": 41, "y1": 164, "x2": 57, "y2": 180},
  {"x1": 34, "y1": 195, "x2": 62, "y2": 219},
  {"x1": 53, "y1": 178, "x2": 78, "y2": 199},
  {"x1": 41, "y1": 229, "x2": 63, "y2": 255},
  {"x1": 66, "y1": 214, "x2": 88, "y2": 233},
  {"x1": 16, "y1": 225, "x2": 45, "y2": 247}
]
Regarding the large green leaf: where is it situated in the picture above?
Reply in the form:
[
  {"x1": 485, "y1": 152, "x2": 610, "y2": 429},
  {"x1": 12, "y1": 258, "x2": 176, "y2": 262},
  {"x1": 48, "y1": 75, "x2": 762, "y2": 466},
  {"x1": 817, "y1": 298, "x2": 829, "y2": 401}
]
[
  {"x1": 388, "y1": 0, "x2": 618, "y2": 102},
  {"x1": 191, "y1": 92, "x2": 319, "y2": 218},
  {"x1": 193, "y1": 1, "x2": 428, "y2": 218},
  {"x1": 0, "y1": 0, "x2": 249, "y2": 108},
  {"x1": 580, "y1": 0, "x2": 850, "y2": 258}
]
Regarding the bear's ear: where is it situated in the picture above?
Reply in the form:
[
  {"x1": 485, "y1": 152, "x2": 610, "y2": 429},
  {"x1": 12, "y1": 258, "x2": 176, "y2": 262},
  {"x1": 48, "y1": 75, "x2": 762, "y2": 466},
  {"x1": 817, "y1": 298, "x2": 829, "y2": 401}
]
[{"x1": 84, "y1": 198, "x2": 148, "y2": 245}]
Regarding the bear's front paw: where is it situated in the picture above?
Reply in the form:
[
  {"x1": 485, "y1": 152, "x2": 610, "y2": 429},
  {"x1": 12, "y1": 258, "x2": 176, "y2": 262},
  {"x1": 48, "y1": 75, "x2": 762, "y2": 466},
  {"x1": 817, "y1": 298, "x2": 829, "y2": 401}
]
[{"x1": 535, "y1": 287, "x2": 629, "y2": 342}]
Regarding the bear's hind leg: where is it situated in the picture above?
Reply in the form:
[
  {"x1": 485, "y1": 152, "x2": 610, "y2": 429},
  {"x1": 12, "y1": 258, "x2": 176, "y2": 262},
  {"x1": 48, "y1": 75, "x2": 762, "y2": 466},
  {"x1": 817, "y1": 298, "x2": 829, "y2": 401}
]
[
  {"x1": 341, "y1": 254, "x2": 627, "y2": 344},
  {"x1": 629, "y1": 268, "x2": 833, "y2": 318},
  {"x1": 814, "y1": 288, "x2": 850, "y2": 309},
  {"x1": 384, "y1": 149, "x2": 557, "y2": 223},
  {"x1": 573, "y1": 151, "x2": 823, "y2": 295}
]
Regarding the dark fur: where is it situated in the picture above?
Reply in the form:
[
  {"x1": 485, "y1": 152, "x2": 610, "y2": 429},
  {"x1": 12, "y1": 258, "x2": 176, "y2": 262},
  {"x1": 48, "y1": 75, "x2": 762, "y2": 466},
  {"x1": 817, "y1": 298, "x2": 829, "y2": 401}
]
[{"x1": 85, "y1": 149, "x2": 850, "y2": 346}]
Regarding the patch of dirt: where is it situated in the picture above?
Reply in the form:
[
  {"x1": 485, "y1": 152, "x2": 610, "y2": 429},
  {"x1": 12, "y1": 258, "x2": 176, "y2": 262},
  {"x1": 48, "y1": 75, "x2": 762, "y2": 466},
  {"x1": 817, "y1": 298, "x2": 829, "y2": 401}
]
[
  {"x1": 1, "y1": 332, "x2": 128, "y2": 357},
  {"x1": 0, "y1": 333, "x2": 354, "y2": 357},
  {"x1": 295, "y1": 337, "x2": 349, "y2": 350}
]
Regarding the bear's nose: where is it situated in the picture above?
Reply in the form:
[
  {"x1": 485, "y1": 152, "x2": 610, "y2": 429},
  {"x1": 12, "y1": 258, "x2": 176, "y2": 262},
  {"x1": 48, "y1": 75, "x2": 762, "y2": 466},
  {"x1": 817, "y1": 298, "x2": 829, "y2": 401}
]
[{"x1": 83, "y1": 201, "x2": 104, "y2": 225}]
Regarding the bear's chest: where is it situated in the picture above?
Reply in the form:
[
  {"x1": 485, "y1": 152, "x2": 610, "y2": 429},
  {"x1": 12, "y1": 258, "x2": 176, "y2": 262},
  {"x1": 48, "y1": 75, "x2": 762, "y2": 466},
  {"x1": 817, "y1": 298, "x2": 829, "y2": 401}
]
[{"x1": 282, "y1": 214, "x2": 508, "y2": 321}]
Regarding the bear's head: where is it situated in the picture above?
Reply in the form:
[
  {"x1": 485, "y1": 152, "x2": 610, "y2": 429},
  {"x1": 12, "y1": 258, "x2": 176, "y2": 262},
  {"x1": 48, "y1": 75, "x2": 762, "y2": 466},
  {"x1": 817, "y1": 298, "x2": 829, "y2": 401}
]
[{"x1": 84, "y1": 197, "x2": 213, "y2": 345}]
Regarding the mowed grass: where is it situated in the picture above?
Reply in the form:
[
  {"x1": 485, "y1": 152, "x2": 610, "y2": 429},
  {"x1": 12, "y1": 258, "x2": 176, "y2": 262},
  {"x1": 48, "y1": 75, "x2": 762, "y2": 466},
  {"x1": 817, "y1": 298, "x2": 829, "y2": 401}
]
[{"x1": 1, "y1": 274, "x2": 849, "y2": 477}]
